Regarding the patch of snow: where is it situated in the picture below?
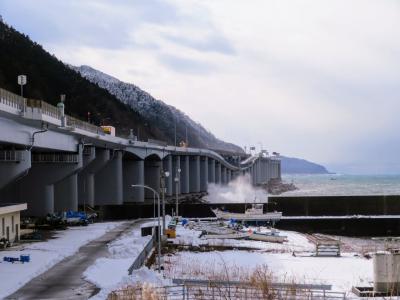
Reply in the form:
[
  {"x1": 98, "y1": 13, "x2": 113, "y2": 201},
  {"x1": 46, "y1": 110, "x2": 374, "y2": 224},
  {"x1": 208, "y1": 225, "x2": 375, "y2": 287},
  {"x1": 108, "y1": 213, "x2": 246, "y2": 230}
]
[
  {"x1": 172, "y1": 222, "x2": 314, "y2": 252},
  {"x1": 0, "y1": 222, "x2": 123, "y2": 299},
  {"x1": 164, "y1": 250, "x2": 372, "y2": 292},
  {"x1": 85, "y1": 221, "x2": 167, "y2": 299}
]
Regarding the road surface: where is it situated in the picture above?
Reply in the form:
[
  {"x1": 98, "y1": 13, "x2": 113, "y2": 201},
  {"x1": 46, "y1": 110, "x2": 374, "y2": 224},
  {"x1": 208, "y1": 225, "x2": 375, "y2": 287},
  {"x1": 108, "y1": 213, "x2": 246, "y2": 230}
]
[{"x1": 7, "y1": 220, "x2": 146, "y2": 300}]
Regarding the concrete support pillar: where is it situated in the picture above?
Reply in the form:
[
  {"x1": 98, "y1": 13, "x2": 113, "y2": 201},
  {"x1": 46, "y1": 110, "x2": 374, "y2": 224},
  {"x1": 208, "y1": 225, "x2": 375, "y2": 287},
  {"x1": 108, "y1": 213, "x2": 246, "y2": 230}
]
[
  {"x1": 123, "y1": 160, "x2": 144, "y2": 202},
  {"x1": 251, "y1": 166, "x2": 256, "y2": 185},
  {"x1": 180, "y1": 156, "x2": 189, "y2": 194},
  {"x1": 221, "y1": 166, "x2": 227, "y2": 185},
  {"x1": 208, "y1": 159, "x2": 215, "y2": 183},
  {"x1": 55, "y1": 173, "x2": 78, "y2": 211},
  {"x1": 261, "y1": 159, "x2": 266, "y2": 183},
  {"x1": 164, "y1": 155, "x2": 173, "y2": 196},
  {"x1": 144, "y1": 159, "x2": 161, "y2": 199},
  {"x1": 6, "y1": 146, "x2": 83, "y2": 216},
  {"x1": 227, "y1": 169, "x2": 232, "y2": 183},
  {"x1": 200, "y1": 157, "x2": 208, "y2": 192},
  {"x1": 78, "y1": 148, "x2": 110, "y2": 207},
  {"x1": 0, "y1": 150, "x2": 31, "y2": 190},
  {"x1": 189, "y1": 156, "x2": 200, "y2": 193},
  {"x1": 215, "y1": 162, "x2": 222, "y2": 184},
  {"x1": 95, "y1": 151, "x2": 123, "y2": 205},
  {"x1": 172, "y1": 156, "x2": 181, "y2": 195}
]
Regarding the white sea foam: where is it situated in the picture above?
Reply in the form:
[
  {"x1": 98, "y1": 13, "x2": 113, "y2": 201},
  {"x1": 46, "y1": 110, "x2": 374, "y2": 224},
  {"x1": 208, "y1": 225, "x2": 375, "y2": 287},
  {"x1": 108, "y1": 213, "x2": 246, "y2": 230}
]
[{"x1": 205, "y1": 174, "x2": 268, "y2": 203}]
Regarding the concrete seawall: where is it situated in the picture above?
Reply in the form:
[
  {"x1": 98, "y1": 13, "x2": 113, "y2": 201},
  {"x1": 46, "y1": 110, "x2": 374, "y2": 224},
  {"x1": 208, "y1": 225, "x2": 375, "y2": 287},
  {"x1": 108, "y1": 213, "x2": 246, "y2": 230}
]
[
  {"x1": 95, "y1": 195, "x2": 400, "y2": 236},
  {"x1": 270, "y1": 195, "x2": 400, "y2": 216}
]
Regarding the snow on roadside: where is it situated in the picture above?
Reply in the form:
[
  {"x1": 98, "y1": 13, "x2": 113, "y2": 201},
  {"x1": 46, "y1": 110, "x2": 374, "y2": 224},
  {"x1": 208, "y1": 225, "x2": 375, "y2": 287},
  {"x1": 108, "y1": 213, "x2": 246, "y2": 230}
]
[
  {"x1": 0, "y1": 222, "x2": 123, "y2": 299},
  {"x1": 85, "y1": 222, "x2": 169, "y2": 300}
]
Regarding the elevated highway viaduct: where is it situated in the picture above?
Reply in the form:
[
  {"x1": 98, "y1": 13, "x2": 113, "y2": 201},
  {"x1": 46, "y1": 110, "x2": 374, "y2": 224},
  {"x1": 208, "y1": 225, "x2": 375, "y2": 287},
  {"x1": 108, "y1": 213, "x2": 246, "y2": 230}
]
[{"x1": 0, "y1": 87, "x2": 281, "y2": 216}]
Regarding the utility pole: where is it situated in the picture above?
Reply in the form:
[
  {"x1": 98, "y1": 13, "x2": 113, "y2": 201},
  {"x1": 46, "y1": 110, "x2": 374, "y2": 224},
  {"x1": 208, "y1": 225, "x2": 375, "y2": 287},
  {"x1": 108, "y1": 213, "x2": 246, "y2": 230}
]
[
  {"x1": 174, "y1": 167, "x2": 181, "y2": 216},
  {"x1": 160, "y1": 169, "x2": 170, "y2": 231}
]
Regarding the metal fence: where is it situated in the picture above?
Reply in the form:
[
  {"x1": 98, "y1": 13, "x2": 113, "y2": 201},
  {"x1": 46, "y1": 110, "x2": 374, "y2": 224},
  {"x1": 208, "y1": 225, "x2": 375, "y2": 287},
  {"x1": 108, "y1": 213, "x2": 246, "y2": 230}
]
[
  {"x1": 109, "y1": 283, "x2": 347, "y2": 300},
  {"x1": 0, "y1": 150, "x2": 23, "y2": 162},
  {"x1": 32, "y1": 153, "x2": 79, "y2": 163},
  {"x1": 128, "y1": 234, "x2": 155, "y2": 274}
]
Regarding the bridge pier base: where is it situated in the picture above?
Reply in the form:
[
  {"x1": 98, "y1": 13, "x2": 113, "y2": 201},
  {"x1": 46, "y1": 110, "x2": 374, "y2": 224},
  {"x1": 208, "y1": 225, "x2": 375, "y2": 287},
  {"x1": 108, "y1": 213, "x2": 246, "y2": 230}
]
[
  {"x1": 215, "y1": 162, "x2": 222, "y2": 184},
  {"x1": 95, "y1": 151, "x2": 123, "y2": 205},
  {"x1": 144, "y1": 160, "x2": 161, "y2": 199},
  {"x1": 5, "y1": 147, "x2": 83, "y2": 216},
  {"x1": 180, "y1": 156, "x2": 189, "y2": 194},
  {"x1": 78, "y1": 148, "x2": 110, "y2": 207},
  {"x1": 55, "y1": 173, "x2": 78, "y2": 211},
  {"x1": 200, "y1": 157, "x2": 208, "y2": 192},
  {"x1": 189, "y1": 156, "x2": 200, "y2": 193},
  {"x1": 208, "y1": 159, "x2": 215, "y2": 184},
  {"x1": 123, "y1": 159, "x2": 144, "y2": 202}
]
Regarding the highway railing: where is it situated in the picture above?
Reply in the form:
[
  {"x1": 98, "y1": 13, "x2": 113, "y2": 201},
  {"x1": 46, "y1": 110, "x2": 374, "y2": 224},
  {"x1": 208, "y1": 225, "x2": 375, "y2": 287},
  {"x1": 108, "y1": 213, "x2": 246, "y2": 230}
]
[
  {"x1": 66, "y1": 116, "x2": 105, "y2": 135},
  {"x1": 25, "y1": 99, "x2": 60, "y2": 120},
  {"x1": 0, "y1": 87, "x2": 26, "y2": 110}
]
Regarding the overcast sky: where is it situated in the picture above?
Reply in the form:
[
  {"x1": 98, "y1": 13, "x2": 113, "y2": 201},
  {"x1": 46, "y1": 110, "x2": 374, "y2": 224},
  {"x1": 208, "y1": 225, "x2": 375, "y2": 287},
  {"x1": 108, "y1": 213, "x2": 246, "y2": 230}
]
[{"x1": 1, "y1": 0, "x2": 400, "y2": 174}]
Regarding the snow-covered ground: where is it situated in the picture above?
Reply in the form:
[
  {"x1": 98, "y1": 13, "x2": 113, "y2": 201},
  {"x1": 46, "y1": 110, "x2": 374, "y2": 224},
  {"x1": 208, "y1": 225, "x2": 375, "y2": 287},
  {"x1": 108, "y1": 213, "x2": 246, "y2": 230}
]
[
  {"x1": 163, "y1": 250, "x2": 372, "y2": 292},
  {"x1": 164, "y1": 221, "x2": 374, "y2": 294},
  {"x1": 172, "y1": 222, "x2": 314, "y2": 252},
  {"x1": 85, "y1": 221, "x2": 170, "y2": 300},
  {"x1": 0, "y1": 222, "x2": 123, "y2": 299}
]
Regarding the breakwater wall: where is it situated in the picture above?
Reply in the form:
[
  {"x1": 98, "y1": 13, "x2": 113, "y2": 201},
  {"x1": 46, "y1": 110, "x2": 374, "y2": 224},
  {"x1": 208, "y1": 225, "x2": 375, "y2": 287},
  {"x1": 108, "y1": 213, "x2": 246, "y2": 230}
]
[
  {"x1": 96, "y1": 195, "x2": 400, "y2": 236},
  {"x1": 269, "y1": 195, "x2": 400, "y2": 216}
]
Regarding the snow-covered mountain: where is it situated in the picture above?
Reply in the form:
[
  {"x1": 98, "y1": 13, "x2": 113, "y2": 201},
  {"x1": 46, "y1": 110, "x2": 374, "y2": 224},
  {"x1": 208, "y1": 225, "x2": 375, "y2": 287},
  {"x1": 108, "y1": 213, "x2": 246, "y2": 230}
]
[{"x1": 71, "y1": 65, "x2": 243, "y2": 153}]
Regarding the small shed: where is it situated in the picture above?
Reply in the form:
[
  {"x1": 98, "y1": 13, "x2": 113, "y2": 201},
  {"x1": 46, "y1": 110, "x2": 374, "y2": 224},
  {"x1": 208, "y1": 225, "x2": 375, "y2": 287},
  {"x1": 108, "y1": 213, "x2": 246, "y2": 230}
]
[{"x1": 0, "y1": 203, "x2": 27, "y2": 243}]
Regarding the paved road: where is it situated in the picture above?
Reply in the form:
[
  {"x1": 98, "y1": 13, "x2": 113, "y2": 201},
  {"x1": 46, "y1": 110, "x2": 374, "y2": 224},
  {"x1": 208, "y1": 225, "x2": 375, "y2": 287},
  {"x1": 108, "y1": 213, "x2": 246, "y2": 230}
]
[{"x1": 7, "y1": 220, "x2": 145, "y2": 300}]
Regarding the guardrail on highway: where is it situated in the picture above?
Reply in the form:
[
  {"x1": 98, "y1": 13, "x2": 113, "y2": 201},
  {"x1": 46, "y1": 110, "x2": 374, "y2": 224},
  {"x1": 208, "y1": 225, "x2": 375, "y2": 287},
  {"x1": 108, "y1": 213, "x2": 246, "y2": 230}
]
[
  {"x1": 26, "y1": 99, "x2": 60, "y2": 120},
  {"x1": 0, "y1": 88, "x2": 25, "y2": 110},
  {"x1": 67, "y1": 116, "x2": 104, "y2": 135},
  {"x1": 128, "y1": 234, "x2": 155, "y2": 274}
]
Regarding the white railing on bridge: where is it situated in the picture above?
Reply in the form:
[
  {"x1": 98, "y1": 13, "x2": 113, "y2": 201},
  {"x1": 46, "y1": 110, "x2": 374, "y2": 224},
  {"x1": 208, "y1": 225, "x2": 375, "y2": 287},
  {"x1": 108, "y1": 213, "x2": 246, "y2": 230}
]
[
  {"x1": 25, "y1": 99, "x2": 60, "y2": 120},
  {"x1": 32, "y1": 153, "x2": 79, "y2": 163},
  {"x1": 66, "y1": 116, "x2": 104, "y2": 135},
  {"x1": 0, "y1": 88, "x2": 25, "y2": 111},
  {"x1": 0, "y1": 150, "x2": 24, "y2": 162}
]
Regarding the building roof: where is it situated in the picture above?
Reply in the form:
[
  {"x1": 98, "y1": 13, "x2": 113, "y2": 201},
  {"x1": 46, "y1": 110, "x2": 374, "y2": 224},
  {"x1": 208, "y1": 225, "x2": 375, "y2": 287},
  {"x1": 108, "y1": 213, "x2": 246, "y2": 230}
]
[{"x1": 0, "y1": 203, "x2": 27, "y2": 215}]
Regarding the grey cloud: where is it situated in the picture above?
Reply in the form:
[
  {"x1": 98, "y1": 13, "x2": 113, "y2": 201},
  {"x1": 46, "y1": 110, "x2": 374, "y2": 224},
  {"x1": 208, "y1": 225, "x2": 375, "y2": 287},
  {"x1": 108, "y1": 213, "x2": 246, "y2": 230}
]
[
  {"x1": 162, "y1": 33, "x2": 236, "y2": 55},
  {"x1": 158, "y1": 54, "x2": 216, "y2": 74}
]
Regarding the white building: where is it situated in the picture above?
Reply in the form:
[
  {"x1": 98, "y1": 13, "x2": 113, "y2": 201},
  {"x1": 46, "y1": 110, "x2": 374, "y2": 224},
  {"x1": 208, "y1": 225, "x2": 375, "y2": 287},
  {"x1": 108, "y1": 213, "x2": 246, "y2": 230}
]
[{"x1": 0, "y1": 203, "x2": 27, "y2": 243}]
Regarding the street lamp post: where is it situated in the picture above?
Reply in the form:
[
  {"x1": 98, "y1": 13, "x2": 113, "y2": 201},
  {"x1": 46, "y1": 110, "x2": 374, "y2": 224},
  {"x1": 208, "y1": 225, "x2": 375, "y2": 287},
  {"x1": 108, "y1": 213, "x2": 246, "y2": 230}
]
[
  {"x1": 174, "y1": 168, "x2": 181, "y2": 216},
  {"x1": 131, "y1": 184, "x2": 162, "y2": 273},
  {"x1": 160, "y1": 170, "x2": 170, "y2": 231}
]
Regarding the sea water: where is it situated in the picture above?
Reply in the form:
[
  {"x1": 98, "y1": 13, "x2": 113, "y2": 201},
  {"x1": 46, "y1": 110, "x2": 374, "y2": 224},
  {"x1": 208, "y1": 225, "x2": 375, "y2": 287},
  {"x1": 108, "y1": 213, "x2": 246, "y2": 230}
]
[{"x1": 280, "y1": 174, "x2": 400, "y2": 196}]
